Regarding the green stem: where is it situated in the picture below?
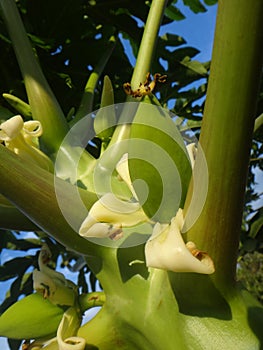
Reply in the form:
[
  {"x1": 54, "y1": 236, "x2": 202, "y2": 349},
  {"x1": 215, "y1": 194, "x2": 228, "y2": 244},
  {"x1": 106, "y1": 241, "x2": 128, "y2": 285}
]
[
  {"x1": 79, "y1": 249, "x2": 186, "y2": 350},
  {"x1": 78, "y1": 292, "x2": 106, "y2": 312},
  {"x1": 0, "y1": 205, "x2": 37, "y2": 231},
  {"x1": 109, "y1": 0, "x2": 168, "y2": 152},
  {"x1": 0, "y1": 0, "x2": 69, "y2": 154},
  {"x1": 73, "y1": 37, "x2": 116, "y2": 124},
  {"x1": 0, "y1": 144, "x2": 99, "y2": 256},
  {"x1": 185, "y1": 0, "x2": 263, "y2": 288},
  {"x1": 130, "y1": 0, "x2": 168, "y2": 89}
]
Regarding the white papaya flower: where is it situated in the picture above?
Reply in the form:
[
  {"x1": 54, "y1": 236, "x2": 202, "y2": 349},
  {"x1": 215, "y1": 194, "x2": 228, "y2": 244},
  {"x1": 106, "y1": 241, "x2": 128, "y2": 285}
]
[
  {"x1": 56, "y1": 307, "x2": 85, "y2": 350},
  {"x1": 145, "y1": 209, "x2": 215, "y2": 274},
  {"x1": 28, "y1": 307, "x2": 85, "y2": 350},
  {"x1": 79, "y1": 154, "x2": 149, "y2": 240},
  {"x1": 33, "y1": 244, "x2": 77, "y2": 306},
  {"x1": 79, "y1": 192, "x2": 149, "y2": 240},
  {"x1": 0, "y1": 115, "x2": 53, "y2": 170},
  {"x1": 79, "y1": 146, "x2": 215, "y2": 275},
  {"x1": 0, "y1": 115, "x2": 24, "y2": 140}
]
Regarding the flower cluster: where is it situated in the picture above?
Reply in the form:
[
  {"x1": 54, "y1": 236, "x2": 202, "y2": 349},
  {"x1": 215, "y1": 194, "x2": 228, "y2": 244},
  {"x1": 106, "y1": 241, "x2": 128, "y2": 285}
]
[
  {"x1": 79, "y1": 147, "x2": 215, "y2": 274},
  {"x1": 31, "y1": 245, "x2": 85, "y2": 350}
]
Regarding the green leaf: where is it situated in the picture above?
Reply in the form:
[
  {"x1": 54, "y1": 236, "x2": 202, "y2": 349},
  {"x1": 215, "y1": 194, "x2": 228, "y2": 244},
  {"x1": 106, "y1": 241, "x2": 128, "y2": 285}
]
[
  {"x1": 27, "y1": 33, "x2": 53, "y2": 50},
  {"x1": 167, "y1": 47, "x2": 200, "y2": 61},
  {"x1": 180, "y1": 57, "x2": 208, "y2": 75},
  {"x1": 179, "y1": 119, "x2": 202, "y2": 131},
  {"x1": 0, "y1": 256, "x2": 32, "y2": 281},
  {"x1": 129, "y1": 102, "x2": 192, "y2": 223},
  {"x1": 249, "y1": 213, "x2": 263, "y2": 239},
  {"x1": 160, "y1": 33, "x2": 186, "y2": 47},
  {"x1": 0, "y1": 293, "x2": 64, "y2": 339},
  {"x1": 183, "y1": 0, "x2": 207, "y2": 13},
  {"x1": 2, "y1": 93, "x2": 31, "y2": 119},
  {"x1": 204, "y1": 0, "x2": 218, "y2": 5},
  {"x1": 165, "y1": 4, "x2": 185, "y2": 21}
]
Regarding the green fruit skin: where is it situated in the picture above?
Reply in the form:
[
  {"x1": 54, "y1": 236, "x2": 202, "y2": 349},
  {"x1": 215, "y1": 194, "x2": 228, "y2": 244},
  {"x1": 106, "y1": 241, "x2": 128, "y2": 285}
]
[{"x1": 0, "y1": 293, "x2": 64, "y2": 339}]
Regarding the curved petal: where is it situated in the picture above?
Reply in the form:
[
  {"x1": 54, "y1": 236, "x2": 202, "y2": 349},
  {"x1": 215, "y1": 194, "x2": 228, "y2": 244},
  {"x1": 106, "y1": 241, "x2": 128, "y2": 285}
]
[
  {"x1": 79, "y1": 193, "x2": 148, "y2": 239},
  {"x1": 0, "y1": 116, "x2": 53, "y2": 171},
  {"x1": 33, "y1": 269, "x2": 57, "y2": 299},
  {"x1": 23, "y1": 120, "x2": 43, "y2": 137},
  {"x1": 0, "y1": 115, "x2": 23, "y2": 141},
  {"x1": 23, "y1": 120, "x2": 43, "y2": 147},
  {"x1": 116, "y1": 153, "x2": 138, "y2": 199},
  {"x1": 145, "y1": 209, "x2": 215, "y2": 274},
  {"x1": 33, "y1": 245, "x2": 77, "y2": 306},
  {"x1": 79, "y1": 221, "x2": 123, "y2": 240},
  {"x1": 57, "y1": 307, "x2": 85, "y2": 350},
  {"x1": 186, "y1": 143, "x2": 196, "y2": 169}
]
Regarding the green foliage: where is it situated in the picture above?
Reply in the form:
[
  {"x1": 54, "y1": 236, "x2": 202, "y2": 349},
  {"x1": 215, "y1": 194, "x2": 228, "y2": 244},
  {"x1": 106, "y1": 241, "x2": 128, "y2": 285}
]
[
  {"x1": 237, "y1": 252, "x2": 263, "y2": 304},
  {"x1": 183, "y1": 0, "x2": 207, "y2": 13},
  {"x1": 0, "y1": 0, "x2": 212, "y2": 119},
  {"x1": 1, "y1": 0, "x2": 263, "y2": 349}
]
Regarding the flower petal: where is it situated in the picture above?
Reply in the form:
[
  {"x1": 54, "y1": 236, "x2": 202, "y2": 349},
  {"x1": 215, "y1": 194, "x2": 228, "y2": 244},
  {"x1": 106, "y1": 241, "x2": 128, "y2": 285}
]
[
  {"x1": 23, "y1": 120, "x2": 43, "y2": 137},
  {"x1": 22, "y1": 120, "x2": 43, "y2": 147},
  {"x1": 79, "y1": 193, "x2": 148, "y2": 239},
  {"x1": 0, "y1": 115, "x2": 23, "y2": 141},
  {"x1": 79, "y1": 221, "x2": 123, "y2": 239},
  {"x1": 33, "y1": 245, "x2": 77, "y2": 306},
  {"x1": 186, "y1": 143, "x2": 196, "y2": 168},
  {"x1": 145, "y1": 209, "x2": 215, "y2": 274},
  {"x1": 57, "y1": 307, "x2": 85, "y2": 350},
  {"x1": 116, "y1": 153, "x2": 138, "y2": 199},
  {"x1": 33, "y1": 269, "x2": 56, "y2": 299}
]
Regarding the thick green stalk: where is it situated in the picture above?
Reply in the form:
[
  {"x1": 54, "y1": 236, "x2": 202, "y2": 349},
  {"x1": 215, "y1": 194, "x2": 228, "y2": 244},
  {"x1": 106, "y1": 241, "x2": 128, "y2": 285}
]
[
  {"x1": 185, "y1": 0, "x2": 263, "y2": 288},
  {"x1": 79, "y1": 250, "x2": 186, "y2": 350},
  {"x1": 0, "y1": 144, "x2": 99, "y2": 256},
  {"x1": 0, "y1": 205, "x2": 37, "y2": 231},
  {"x1": 0, "y1": 0, "x2": 69, "y2": 154}
]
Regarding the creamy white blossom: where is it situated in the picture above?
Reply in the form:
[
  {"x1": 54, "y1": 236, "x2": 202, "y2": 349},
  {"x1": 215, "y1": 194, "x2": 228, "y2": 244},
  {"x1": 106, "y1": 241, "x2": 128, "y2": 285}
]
[
  {"x1": 33, "y1": 244, "x2": 77, "y2": 306},
  {"x1": 28, "y1": 307, "x2": 85, "y2": 350},
  {"x1": 56, "y1": 307, "x2": 85, "y2": 350},
  {"x1": 79, "y1": 155, "x2": 148, "y2": 240},
  {"x1": 79, "y1": 146, "x2": 215, "y2": 275},
  {"x1": 0, "y1": 115, "x2": 53, "y2": 170},
  {"x1": 145, "y1": 209, "x2": 215, "y2": 274}
]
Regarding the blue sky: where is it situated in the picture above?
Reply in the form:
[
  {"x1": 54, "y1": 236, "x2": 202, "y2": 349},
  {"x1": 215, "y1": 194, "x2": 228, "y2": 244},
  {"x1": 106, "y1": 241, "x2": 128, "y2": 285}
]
[
  {"x1": 0, "y1": 3, "x2": 218, "y2": 349},
  {"x1": 161, "y1": 2, "x2": 217, "y2": 62},
  {"x1": 122, "y1": 2, "x2": 218, "y2": 65}
]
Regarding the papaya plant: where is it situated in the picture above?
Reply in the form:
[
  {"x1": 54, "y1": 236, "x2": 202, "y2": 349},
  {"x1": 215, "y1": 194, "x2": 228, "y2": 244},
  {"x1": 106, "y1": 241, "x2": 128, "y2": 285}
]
[{"x1": 0, "y1": 0, "x2": 263, "y2": 349}]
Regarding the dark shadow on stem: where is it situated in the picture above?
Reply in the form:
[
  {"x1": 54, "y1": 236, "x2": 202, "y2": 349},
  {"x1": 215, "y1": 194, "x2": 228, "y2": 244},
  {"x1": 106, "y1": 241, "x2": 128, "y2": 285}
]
[
  {"x1": 247, "y1": 307, "x2": 263, "y2": 350},
  {"x1": 169, "y1": 272, "x2": 232, "y2": 320},
  {"x1": 117, "y1": 237, "x2": 149, "y2": 283}
]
